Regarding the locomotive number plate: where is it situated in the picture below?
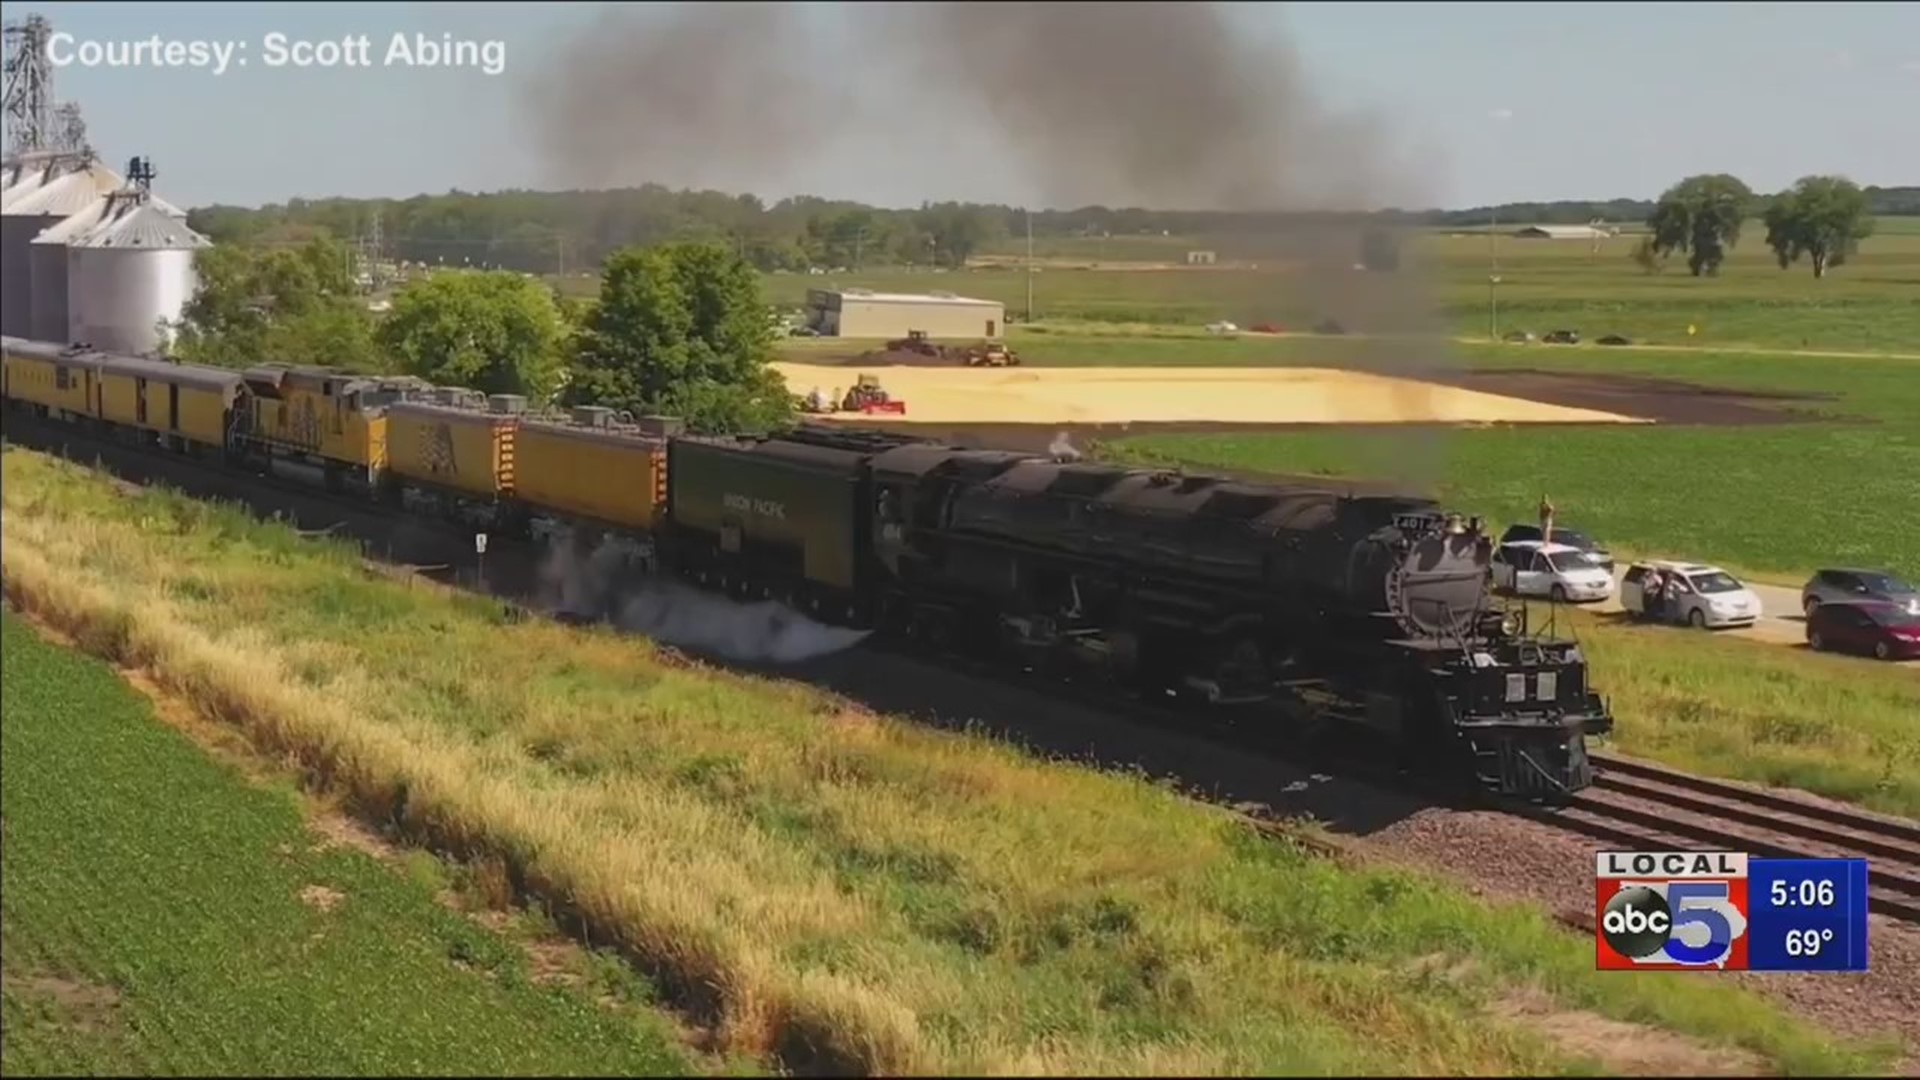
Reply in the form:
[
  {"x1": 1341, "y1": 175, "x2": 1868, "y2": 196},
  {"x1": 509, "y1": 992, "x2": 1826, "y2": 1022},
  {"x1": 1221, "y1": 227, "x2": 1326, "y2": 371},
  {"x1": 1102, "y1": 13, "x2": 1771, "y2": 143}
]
[{"x1": 1393, "y1": 512, "x2": 1443, "y2": 532}]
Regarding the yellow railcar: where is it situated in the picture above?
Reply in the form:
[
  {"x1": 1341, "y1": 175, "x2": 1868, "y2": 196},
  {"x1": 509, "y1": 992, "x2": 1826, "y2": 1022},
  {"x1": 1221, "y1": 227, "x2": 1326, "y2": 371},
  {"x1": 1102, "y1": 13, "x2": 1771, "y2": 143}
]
[
  {"x1": 384, "y1": 392, "x2": 518, "y2": 500},
  {"x1": 95, "y1": 354, "x2": 243, "y2": 451},
  {"x1": 238, "y1": 364, "x2": 419, "y2": 475},
  {"x1": 1, "y1": 337, "x2": 105, "y2": 418},
  {"x1": 513, "y1": 408, "x2": 679, "y2": 533}
]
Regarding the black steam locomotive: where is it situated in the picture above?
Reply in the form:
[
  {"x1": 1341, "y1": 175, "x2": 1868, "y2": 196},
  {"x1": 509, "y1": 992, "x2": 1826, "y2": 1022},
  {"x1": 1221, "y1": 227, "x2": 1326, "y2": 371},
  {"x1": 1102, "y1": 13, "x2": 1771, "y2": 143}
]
[{"x1": 662, "y1": 425, "x2": 1613, "y2": 801}]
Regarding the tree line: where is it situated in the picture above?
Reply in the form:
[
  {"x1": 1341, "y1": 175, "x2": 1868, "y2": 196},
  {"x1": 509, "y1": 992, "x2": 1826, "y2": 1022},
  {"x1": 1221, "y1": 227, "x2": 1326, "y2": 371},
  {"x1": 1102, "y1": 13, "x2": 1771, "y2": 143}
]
[
  {"x1": 172, "y1": 235, "x2": 794, "y2": 435},
  {"x1": 185, "y1": 183, "x2": 1920, "y2": 277},
  {"x1": 1637, "y1": 173, "x2": 1880, "y2": 278}
]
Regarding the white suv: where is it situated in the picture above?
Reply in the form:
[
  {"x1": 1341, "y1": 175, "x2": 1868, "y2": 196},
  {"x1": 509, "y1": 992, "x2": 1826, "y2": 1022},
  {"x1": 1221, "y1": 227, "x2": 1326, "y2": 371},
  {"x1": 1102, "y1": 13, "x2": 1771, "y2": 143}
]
[
  {"x1": 1621, "y1": 560, "x2": 1762, "y2": 629},
  {"x1": 1491, "y1": 540, "x2": 1616, "y2": 604}
]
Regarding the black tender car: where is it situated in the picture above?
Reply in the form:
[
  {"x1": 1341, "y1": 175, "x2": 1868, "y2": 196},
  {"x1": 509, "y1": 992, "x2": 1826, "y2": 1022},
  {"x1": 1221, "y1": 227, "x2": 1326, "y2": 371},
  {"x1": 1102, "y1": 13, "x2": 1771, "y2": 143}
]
[{"x1": 1499, "y1": 523, "x2": 1614, "y2": 572}]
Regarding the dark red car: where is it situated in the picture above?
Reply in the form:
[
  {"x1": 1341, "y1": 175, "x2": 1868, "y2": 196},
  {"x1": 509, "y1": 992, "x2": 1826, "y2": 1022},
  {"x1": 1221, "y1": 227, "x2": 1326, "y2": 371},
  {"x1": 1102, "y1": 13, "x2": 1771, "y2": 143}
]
[{"x1": 1805, "y1": 601, "x2": 1920, "y2": 661}]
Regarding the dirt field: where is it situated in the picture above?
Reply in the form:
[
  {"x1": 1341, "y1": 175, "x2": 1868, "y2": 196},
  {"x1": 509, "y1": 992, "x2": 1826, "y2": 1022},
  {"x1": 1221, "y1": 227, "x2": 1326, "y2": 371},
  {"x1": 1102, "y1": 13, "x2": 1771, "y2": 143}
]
[{"x1": 775, "y1": 362, "x2": 1653, "y2": 427}]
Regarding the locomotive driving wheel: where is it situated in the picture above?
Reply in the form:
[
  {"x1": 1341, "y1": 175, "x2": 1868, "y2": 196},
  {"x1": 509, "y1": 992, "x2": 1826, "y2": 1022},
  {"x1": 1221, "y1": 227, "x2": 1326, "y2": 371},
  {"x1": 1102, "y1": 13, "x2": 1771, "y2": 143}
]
[{"x1": 1215, "y1": 637, "x2": 1270, "y2": 699}]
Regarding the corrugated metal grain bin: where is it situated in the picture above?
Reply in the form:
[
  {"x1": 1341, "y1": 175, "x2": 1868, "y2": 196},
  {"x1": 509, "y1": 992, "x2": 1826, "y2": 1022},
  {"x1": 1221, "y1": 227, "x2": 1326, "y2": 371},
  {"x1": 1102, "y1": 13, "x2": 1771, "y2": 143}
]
[
  {"x1": 514, "y1": 418, "x2": 667, "y2": 534},
  {"x1": 666, "y1": 435, "x2": 870, "y2": 591},
  {"x1": 2, "y1": 159, "x2": 124, "y2": 339},
  {"x1": 66, "y1": 200, "x2": 209, "y2": 356},
  {"x1": 385, "y1": 399, "x2": 516, "y2": 498}
]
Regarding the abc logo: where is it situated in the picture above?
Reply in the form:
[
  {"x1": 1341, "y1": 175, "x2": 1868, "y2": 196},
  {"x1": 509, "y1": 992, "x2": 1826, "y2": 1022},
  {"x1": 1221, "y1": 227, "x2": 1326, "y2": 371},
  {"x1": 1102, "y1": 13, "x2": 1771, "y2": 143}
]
[{"x1": 1602, "y1": 886, "x2": 1673, "y2": 959}]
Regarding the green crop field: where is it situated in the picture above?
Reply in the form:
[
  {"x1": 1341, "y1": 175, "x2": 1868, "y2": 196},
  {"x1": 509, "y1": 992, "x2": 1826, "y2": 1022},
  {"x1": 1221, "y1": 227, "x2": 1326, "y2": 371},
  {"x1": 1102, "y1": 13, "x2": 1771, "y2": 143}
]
[
  {"x1": 0, "y1": 610, "x2": 696, "y2": 1077},
  {"x1": 0, "y1": 445, "x2": 1896, "y2": 1076},
  {"x1": 1094, "y1": 343, "x2": 1920, "y2": 584},
  {"x1": 751, "y1": 223, "x2": 1920, "y2": 352}
]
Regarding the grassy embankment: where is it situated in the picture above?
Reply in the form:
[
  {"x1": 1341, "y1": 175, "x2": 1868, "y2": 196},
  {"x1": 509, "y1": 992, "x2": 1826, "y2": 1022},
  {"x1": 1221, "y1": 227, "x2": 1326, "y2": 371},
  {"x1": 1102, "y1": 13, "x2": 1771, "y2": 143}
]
[
  {"x1": 0, "y1": 445, "x2": 1898, "y2": 1075},
  {"x1": 757, "y1": 224, "x2": 1920, "y2": 352},
  {"x1": 0, "y1": 610, "x2": 697, "y2": 1076}
]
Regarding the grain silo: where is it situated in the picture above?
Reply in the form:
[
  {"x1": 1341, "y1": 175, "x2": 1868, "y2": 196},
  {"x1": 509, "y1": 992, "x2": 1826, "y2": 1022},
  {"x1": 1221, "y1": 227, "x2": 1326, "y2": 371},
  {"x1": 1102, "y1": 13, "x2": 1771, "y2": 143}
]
[
  {"x1": 65, "y1": 187, "x2": 210, "y2": 355},
  {"x1": 0, "y1": 154, "x2": 123, "y2": 338},
  {"x1": 29, "y1": 185, "x2": 184, "y2": 343},
  {"x1": 0, "y1": 151, "x2": 75, "y2": 210}
]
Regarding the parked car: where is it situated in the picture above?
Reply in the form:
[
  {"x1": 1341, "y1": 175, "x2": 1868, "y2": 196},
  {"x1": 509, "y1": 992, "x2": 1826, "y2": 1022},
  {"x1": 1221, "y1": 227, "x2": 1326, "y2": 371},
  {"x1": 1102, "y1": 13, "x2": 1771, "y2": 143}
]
[
  {"x1": 1491, "y1": 541, "x2": 1616, "y2": 604},
  {"x1": 1502, "y1": 330, "x2": 1535, "y2": 343},
  {"x1": 1620, "y1": 561, "x2": 1763, "y2": 629},
  {"x1": 1498, "y1": 523, "x2": 1614, "y2": 573},
  {"x1": 1800, "y1": 568, "x2": 1920, "y2": 618},
  {"x1": 1805, "y1": 601, "x2": 1920, "y2": 661},
  {"x1": 1597, "y1": 334, "x2": 1632, "y2": 346},
  {"x1": 1543, "y1": 329, "x2": 1581, "y2": 344}
]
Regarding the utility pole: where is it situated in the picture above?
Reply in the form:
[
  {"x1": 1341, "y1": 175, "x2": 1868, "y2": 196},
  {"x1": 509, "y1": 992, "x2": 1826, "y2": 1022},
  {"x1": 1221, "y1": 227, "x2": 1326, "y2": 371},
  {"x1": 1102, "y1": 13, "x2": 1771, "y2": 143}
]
[
  {"x1": 1025, "y1": 208, "x2": 1035, "y2": 324},
  {"x1": 368, "y1": 208, "x2": 384, "y2": 290},
  {"x1": 352, "y1": 209, "x2": 385, "y2": 293},
  {"x1": 1487, "y1": 203, "x2": 1500, "y2": 341}
]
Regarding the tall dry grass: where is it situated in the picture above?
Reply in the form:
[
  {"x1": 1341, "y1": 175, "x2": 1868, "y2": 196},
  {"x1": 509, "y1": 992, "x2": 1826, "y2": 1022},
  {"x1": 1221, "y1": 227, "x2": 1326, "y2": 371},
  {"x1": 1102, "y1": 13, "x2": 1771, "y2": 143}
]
[{"x1": 0, "y1": 446, "x2": 1892, "y2": 1076}]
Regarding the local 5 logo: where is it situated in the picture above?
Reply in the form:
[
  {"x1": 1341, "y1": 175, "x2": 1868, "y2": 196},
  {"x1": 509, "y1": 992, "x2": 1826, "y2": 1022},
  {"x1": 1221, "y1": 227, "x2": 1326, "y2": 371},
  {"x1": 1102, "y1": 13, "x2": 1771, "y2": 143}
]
[{"x1": 1597, "y1": 880, "x2": 1750, "y2": 970}]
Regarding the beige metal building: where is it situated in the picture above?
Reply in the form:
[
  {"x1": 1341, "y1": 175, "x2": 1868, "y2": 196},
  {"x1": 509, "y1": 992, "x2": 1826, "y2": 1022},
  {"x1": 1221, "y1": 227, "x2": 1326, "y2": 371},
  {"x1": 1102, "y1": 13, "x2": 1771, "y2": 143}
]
[
  {"x1": 805, "y1": 288, "x2": 1004, "y2": 339},
  {"x1": 1512, "y1": 225, "x2": 1615, "y2": 240}
]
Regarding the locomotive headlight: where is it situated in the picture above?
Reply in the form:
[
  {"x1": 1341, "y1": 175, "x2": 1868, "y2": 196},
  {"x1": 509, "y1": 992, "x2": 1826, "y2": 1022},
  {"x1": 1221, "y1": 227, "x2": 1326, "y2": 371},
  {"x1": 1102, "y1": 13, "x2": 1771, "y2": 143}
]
[{"x1": 1499, "y1": 611, "x2": 1522, "y2": 637}]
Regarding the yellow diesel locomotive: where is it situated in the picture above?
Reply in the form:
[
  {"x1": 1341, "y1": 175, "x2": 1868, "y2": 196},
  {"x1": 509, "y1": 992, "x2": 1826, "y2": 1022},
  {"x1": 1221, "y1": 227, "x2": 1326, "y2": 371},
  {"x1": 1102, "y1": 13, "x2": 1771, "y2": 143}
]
[{"x1": 2, "y1": 336, "x2": 676, "y2": 550}]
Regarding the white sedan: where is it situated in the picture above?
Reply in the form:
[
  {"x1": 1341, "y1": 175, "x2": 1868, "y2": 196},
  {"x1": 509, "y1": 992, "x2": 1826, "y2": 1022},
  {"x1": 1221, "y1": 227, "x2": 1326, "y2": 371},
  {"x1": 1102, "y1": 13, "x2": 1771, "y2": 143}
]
[
  {"x1": 1491, "y1": 541, "x2": 1616, "y2": 604},
  {"x1": 1620, "y1": 560, "x2": 1764, "y2": 629}
]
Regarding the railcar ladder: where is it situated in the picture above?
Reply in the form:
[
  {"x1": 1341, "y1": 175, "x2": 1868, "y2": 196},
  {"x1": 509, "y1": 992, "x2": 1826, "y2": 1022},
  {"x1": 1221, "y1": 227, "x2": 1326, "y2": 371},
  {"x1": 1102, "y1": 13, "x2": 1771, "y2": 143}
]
[{"x1": 496, "y1": 423, "x2": 517, "y2": 497}]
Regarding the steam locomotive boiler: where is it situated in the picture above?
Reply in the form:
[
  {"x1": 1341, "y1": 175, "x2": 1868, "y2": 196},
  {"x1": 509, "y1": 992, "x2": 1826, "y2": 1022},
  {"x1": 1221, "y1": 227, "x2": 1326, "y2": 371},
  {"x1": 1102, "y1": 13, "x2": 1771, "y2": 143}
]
[{"x1": 660, "y1": 425, "x2": 1612, "y2": 801}]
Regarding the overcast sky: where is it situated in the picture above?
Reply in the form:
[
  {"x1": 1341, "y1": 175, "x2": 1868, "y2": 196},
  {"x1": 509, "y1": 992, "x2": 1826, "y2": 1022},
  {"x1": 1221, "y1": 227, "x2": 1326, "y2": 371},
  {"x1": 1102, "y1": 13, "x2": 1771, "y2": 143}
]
[{"x1": 14, "y1": 1, "x2": 1918, "y2": 210}]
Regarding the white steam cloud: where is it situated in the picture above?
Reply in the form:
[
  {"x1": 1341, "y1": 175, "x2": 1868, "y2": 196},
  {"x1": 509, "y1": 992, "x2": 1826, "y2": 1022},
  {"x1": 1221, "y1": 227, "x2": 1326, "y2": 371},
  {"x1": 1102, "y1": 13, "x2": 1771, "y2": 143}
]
[{"x1": 533, "y1": 529, "x2": 870, "y2": 665}]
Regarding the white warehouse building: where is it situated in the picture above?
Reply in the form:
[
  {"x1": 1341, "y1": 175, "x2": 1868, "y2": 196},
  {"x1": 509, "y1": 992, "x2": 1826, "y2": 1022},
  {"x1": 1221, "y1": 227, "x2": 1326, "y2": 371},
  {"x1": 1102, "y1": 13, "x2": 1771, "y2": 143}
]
[{"x1": 804, "y1": 287, "x2": 1005, "y2": 339}]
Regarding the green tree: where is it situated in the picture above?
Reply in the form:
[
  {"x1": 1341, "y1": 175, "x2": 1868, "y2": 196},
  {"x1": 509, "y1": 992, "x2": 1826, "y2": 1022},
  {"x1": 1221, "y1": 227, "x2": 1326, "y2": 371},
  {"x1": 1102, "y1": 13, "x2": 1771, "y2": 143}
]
[
  {"x1": 1629, "y1": 235, "x2": 1666, "y2": 274},
  {"x1": 262, "y1": 305, "x2": 382, "y2": 372},
  {"x1": 173, "y1": 237, "x2": 380, "y2": 371},
  {"x1": 566, "y1": 241, "x2": 791, "y2": 434},
  {"x1": 1645, "y1": 174, "x2": 1753, "y2": 276},
  {"x1": 1763, "y1": 175, "x2": 1875, "y2": 279},
  {"x1": 917, "y1": 203, "x2": 1000, "y2": 268},
  {"x1": 377, "y1": 271, "x2": 568, "y2": 401}
]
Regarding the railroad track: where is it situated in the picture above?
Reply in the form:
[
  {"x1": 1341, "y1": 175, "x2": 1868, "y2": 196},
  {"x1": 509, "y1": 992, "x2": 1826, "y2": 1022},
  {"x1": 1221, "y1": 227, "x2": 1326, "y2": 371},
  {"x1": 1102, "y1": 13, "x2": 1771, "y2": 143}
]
[{"x1": 1512, "y1": 754, "x2": 1920, "y2": 924}]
